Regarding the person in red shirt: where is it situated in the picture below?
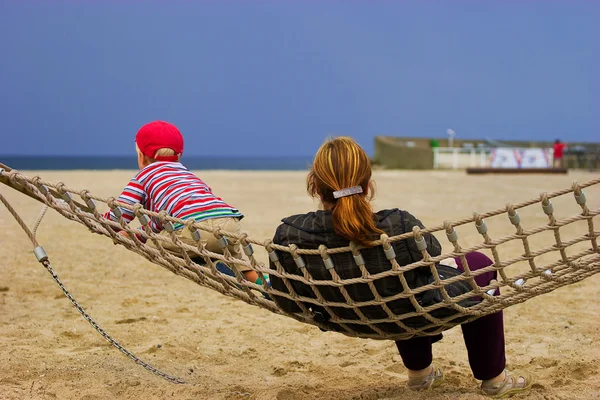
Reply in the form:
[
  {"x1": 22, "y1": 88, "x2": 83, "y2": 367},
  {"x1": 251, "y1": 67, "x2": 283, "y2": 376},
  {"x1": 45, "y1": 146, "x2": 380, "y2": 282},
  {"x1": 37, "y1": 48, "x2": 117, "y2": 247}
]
[{"x1": 553, "y1": 139, "x2": 567, "y2": 168}]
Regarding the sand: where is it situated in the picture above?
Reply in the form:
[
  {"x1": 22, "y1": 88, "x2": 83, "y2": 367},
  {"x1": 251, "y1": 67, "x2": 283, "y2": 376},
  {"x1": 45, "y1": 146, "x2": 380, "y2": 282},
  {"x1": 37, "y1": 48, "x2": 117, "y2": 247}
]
[{"x1": 1, "y1": 169, "x2": 599, "y2": 400}]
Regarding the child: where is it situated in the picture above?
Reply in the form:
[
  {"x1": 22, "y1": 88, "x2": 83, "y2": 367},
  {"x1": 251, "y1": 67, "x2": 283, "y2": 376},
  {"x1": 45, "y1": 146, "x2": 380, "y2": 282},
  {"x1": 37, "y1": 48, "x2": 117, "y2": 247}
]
[{"x1": 103, "y1": 120, "x2": 259, "y2": 283}]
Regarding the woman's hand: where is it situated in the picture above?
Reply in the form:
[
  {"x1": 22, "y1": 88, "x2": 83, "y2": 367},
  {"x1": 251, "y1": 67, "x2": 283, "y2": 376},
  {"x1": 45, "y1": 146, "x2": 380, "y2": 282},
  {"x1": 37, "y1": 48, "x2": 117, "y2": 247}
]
[{"x1": 440, "y1": 257, "x2": 458, "y2": 269}]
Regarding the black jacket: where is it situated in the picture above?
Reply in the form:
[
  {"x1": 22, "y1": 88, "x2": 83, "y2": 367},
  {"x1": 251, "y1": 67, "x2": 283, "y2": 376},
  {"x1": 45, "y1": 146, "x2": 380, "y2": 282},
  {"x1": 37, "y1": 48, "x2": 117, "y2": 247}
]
[{"x1": 269, "y1": 209, "x2": 475, "y2": 335}]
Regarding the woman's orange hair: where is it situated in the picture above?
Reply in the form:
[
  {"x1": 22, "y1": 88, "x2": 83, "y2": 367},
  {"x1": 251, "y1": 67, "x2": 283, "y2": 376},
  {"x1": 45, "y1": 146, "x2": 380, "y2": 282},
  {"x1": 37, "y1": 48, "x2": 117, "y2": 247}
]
[{"x1": 307, "y1": 137, "x2": 383, "y2": 246}]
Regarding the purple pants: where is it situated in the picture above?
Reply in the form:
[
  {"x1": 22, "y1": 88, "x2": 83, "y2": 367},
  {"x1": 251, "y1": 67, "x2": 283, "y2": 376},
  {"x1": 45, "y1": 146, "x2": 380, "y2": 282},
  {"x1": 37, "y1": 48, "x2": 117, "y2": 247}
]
[{"x1": 395, "y1": 251, "x2": 506, "y2": 381}]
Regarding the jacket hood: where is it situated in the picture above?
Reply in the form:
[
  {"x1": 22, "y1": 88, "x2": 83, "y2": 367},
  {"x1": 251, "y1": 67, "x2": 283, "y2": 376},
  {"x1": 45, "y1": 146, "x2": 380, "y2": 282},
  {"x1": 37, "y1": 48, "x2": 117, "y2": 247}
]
[{"x1": 279, "y1": 209, "x2": 400, "y2": 248}]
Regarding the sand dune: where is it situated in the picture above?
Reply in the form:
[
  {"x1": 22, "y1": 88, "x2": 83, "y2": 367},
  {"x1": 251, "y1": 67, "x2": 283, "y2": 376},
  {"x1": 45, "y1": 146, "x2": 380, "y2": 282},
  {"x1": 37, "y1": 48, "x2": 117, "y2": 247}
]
[{"x1": 1, "y1": 169, "x2": 598, "y2": 399}]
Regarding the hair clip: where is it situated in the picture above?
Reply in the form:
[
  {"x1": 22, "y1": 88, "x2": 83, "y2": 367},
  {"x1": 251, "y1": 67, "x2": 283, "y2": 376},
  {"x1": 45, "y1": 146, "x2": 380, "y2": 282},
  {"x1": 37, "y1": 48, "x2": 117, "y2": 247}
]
[{"x1": 333, "y1": 186, "x2": 363, "y2": 199}]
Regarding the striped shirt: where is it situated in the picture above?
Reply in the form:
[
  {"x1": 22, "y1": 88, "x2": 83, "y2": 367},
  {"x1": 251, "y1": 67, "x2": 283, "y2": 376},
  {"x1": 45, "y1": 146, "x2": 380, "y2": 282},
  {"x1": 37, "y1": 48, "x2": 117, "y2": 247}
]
[{"x1": 103, "y1": 162, "x2": 243, "y2": 232}]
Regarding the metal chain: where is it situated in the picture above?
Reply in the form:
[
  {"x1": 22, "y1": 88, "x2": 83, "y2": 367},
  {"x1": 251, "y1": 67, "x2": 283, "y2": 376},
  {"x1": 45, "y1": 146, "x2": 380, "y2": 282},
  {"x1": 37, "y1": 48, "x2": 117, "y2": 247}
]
[
  {"x1": 0, "y1": 190, "x2": 185, "y2": 384},
  {"x1": 39, "y1": 258, "x2": 186, "y2": 384}
]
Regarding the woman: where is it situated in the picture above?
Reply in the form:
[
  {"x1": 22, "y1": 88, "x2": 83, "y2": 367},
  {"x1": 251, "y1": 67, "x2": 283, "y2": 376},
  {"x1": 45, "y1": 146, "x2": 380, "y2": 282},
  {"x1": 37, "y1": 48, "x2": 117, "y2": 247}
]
[{"x1": 269, "y1": 137, "x2": 531, "y2": 398}]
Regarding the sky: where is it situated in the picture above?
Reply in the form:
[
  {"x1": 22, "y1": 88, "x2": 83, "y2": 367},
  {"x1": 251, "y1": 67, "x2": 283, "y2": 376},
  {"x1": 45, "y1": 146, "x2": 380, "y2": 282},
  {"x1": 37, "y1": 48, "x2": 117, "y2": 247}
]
[{"x1": 0, "y1": 1, "x2": 597, "y2": 157}]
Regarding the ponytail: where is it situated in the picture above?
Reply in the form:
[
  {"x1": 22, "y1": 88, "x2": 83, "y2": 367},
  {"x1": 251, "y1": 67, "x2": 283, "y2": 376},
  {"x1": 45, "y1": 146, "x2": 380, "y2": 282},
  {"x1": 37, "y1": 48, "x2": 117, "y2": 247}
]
[{"x1": 308, "y1": 137, "x2": 383, "y2": 246}]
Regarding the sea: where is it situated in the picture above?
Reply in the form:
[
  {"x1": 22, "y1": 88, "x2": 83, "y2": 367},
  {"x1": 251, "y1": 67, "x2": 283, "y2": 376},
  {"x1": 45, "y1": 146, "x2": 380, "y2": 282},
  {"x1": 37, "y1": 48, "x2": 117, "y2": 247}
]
[{"x1": 0, "y1": 155, "x2": 314, "y2": 171}]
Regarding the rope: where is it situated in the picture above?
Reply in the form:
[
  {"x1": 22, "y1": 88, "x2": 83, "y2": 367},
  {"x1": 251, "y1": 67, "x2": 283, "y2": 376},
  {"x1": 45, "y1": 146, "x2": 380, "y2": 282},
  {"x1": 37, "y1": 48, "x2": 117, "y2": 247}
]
[
  {"x1": 0, "y1": 188, "x2": 39, "y2": 247},
  {"x1": 0, "y1": 191, "x2": 186, "y2": 384},
  {"x1": 33, "y1": 205, "x2": 48, "y2": 238},
  {"x1": 1, "y1": 165, "x2": 599, "y2": 342}
]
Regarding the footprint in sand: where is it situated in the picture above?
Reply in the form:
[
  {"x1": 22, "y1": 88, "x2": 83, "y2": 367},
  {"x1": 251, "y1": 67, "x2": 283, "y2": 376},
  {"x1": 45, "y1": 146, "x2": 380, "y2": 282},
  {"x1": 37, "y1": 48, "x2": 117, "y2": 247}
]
[
  {"x1": 120, "y1": 298, "x2": 139, "y2": 307},
  {"x1": 145, "y1": 344, "x2": 163, "y2": 354},
  {"x1": 551, "y1": 378, "x2": 574, "y2": 387},
  {"x1": 150, "y1": 316, "x2": 169, "y2": 324},
  {"x1": 564, "y1": 361, "x2": 596, "y2": 381},
  {"x1": 276, "y1": 387, "x2": 316, "y2": 400},
  {"x1": 272, "y1": 366, "x2": 288, "y2": 377},
  {"x1": 530, "y1": 356, "x2": 558, "y2": 368},
  {"x1": 273, "y1": 360, "x2": 311, "y2": 374},
  {"x1": 360, "y1": 347, "x2": 381, "y2": 356},
  {"x1": 339, "y1": 360, "x2": 358, "y2": 368},
  {"x1": 383, "y1": 362, "x2": 406, "y2": 377},
  {"x1": 115, "y1": 317, "x2": 147, "y2": 324},
  {"x1": 60, "y1": 330, "x2": 83, "y2": 339},
  {"x1": 226, "y1": 386, "x2": 254, "y2": 399}
]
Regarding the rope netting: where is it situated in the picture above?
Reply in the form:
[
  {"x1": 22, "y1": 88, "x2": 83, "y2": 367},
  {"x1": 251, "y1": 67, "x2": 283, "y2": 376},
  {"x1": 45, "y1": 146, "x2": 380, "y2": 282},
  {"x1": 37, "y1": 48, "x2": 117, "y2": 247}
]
[{"x1": 1, "y1": 164, "x2": 599, "y2": 341}]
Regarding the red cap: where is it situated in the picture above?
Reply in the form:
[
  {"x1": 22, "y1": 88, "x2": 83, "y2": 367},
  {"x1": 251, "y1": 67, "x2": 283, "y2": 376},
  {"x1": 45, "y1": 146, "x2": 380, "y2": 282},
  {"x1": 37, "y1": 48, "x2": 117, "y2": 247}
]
[{"x1": 135, "y1": 120, "x2": 184, "y2": 162}]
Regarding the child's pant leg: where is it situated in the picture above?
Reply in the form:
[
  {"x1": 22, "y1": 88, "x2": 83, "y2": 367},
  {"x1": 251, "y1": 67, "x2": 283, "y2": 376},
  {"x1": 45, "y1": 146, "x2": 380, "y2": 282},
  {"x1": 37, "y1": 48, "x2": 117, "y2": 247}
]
[
  {"x1": 185, "y1": 217, "x2": 252, "y2": 272},
  {"x1": 145, "y1": 219, "x2": 251, "y2": 272}
]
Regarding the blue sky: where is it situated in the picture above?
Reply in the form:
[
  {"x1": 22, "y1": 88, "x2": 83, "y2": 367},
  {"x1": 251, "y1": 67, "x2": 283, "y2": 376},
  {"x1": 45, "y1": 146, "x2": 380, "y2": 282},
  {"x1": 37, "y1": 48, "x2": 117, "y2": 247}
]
[{"x1": 0, "y1": 1, "x2": 597, "y2": 156}]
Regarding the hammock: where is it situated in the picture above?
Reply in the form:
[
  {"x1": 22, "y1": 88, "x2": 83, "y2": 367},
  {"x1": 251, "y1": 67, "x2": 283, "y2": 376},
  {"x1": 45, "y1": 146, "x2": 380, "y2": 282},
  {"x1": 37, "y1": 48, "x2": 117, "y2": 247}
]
[{"x1": 1, "y1": 163, "x2": 599, "y2": 343}]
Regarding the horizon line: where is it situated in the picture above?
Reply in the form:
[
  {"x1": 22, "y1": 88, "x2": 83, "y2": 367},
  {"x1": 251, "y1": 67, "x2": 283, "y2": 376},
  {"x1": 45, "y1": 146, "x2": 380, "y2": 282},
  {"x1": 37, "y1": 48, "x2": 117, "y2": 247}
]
[{"x1": 0, "y1": 154, "x2": 316, "y2": 158}]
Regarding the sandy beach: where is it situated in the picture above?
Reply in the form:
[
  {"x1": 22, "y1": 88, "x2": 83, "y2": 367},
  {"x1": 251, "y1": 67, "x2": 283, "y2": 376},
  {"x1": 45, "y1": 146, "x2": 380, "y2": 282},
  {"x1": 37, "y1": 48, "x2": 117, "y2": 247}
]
[{"x1": 1, "y1": 169, "x2": 599, "y2": 400}]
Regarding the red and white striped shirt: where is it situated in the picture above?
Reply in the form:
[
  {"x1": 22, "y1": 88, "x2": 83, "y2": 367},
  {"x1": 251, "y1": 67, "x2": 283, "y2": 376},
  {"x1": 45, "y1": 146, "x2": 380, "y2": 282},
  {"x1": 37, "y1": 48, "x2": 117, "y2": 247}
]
[{"x1": 103, "y1": 162, "x2": 242, "y2": 232}]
